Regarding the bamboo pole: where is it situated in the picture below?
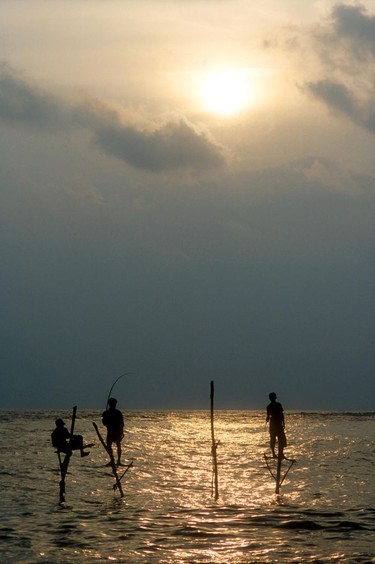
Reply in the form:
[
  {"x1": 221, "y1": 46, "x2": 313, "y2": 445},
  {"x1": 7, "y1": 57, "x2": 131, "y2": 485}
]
[
  {"x1": 93, "y1": 422, "x2": 124, "y2": 497},
  {"x1": 264, "y1": 441, "x2": 296, "y2": 495},
  {"x1": 58, "y1": 405, "x2": 76, "y2": 503},
  {"x1": 275, "y1": 445, "x2": 282, "y2": 495},
  {"x1": 210, "y1": 380, "x2": 219, "y2": 500}
]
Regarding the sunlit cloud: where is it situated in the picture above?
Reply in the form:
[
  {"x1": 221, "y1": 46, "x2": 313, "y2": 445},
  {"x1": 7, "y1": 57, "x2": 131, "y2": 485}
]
[
  {"x1": 92, "y1": 117, "x2": 226, "y2": 171},
  {"x1": 0, "y1": 64, "x2": 226, "y2": 172}
]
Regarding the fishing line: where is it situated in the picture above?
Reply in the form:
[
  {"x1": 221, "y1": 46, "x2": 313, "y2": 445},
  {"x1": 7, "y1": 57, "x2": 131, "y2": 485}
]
[{"x1": 105, "y1": 371, "x2": 133, "y2": 409}]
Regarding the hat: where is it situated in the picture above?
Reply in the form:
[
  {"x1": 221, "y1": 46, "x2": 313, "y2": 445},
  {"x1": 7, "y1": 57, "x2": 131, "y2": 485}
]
[{"x1": 55, "y1": 418, "x2": 65, "y2": 427}]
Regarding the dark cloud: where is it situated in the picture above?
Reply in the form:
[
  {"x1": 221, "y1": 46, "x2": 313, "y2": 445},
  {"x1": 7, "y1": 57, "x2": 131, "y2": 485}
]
[
  {"x1": 75, "y1": 99, "x2": 226, "y2": 171},
  {"x1": 305, "y1": 77, "x2": 375, "y2": 135},
  {"x1": 94, "y1": 118, "x2": 226, "y2": 171},
  {"x1": 0, "y1": 64, "x2": 225, "y2": 172},
  {"x1": 0, "y1": 64, "x2": 67, "y2": 128},
  {"x1": 330, "y1": 3, "x2": 375, "y2": 54},
  {"x1": 299, "y1": 4, "x2": 375, "y2": 136},
  {"x1": 306, "y1": 80, "x2": 358, "y2": 119},
  {"x1": 313, "y1": 2, "x2": 375, "y2": 67}
]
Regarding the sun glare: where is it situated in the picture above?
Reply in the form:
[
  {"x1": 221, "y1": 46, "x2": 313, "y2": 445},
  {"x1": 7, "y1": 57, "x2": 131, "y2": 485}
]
[{"x1": 199, "y1": 68, "x2": 255, "y2": 116}]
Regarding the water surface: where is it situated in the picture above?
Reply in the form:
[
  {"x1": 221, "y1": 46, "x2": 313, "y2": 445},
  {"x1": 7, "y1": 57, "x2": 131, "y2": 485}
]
[{"x1": 1, "y1": 410, "x2": 374, "y2": 562}]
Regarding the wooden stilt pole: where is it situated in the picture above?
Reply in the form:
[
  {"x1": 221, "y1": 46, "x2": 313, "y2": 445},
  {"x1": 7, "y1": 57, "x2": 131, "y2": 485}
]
[
  {"x1": 58, "y1": 406, "x2": 77, "y2": 503},
  {"x1": 210, "y1": 380, "x2": 219, "y2": 501},
  {"x1": 93, "y1": 422, "x2": 124, "y2": 497},
  {"x1": 69, "y1": 406, "x2": 77, "y2": 437},
  {"x1": 264, "y1": 438, "x2": 296, "y2": 495},
  {"x1": 276, "y1": 443, "x2": 282, "y2": 495},
  {"x1": 57, "y1": 451, "x2": 66, "y2": 502},
  {"x1": 115, "y1": 461, "x2": 134, "y2": 490}
]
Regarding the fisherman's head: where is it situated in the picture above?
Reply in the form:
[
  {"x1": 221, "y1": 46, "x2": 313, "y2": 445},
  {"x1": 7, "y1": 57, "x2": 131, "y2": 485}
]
[
  {"x1": 108, "y1": 397, "x2": 118, "y2": 407},
  {"x1": 269, "y1": 392, "x2": 277, "y2": 401},
  {"x1": 55, "y1": 418, "x2": 65, "y2": 427}
]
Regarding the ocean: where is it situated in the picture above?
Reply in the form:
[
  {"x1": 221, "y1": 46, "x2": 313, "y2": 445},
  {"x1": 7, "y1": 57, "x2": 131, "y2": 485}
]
[{"x1": 0, "y1": 410, "x2": 374, "y2": 563}]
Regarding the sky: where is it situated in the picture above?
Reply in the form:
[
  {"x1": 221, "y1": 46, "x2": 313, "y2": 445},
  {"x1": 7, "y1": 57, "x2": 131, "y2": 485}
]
[{"x1": 1, "y1": 0, "x2": 375, "y2": 411}]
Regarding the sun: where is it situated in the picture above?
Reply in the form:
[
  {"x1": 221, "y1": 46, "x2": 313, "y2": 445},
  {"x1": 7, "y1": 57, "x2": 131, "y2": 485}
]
[{"x1": 199, "y1": 68, "x2": 255, "y2": 116}]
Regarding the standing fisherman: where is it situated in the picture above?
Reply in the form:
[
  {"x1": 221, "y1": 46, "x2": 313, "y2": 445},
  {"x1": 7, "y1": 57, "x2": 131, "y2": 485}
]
[
  {"x1": 102, "y1": 397, "x2": 125, "y2": 466},
  {"x1": 266, "y1": 392, "x2": 287, "y2": 458}
]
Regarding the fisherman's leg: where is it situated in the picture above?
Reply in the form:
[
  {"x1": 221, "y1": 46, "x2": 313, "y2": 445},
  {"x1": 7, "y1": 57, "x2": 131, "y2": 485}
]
[
  {"x1": 277, "y1": 430, "x2": 287, "y2": 458},
  {"x1": 280, "y1": 430, "x2": 287, "y2": 452},
  {"x1": 57, "y1": 446, "x2": 70, "y2": 473},
  {"x1": 270, "y1": 434, "x2": 276, "y2": 457},
  {"x1": 105, "y1": 439, "x2": 115, "y2": 466},
  {"x1": 282, "y1": 431, "x2": 287, "y2": 448},
  {"x1": 71, "y1": 435, "x2": 90, "y2": 457},
  {"x1": 116, "y1": 440, "x2": 123, "y2": 466},
  {"x1": 70, "y1": 435, "x2": 82, "y2": 451}
]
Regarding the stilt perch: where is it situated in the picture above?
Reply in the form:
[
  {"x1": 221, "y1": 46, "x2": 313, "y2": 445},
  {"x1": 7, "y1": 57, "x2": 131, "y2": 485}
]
[
  {"x1": 56, "y1": 406, "x2": 76, "y2": 503},
  {"x1": 264, "y1": 445, "x2": 296, "y2": 495},
  {"x1": 210, "y1": 380, "x2": 219, "y2": 500},
  {"x1": 92, "y1": 374, "x2": 132, "y2": 497},
  {"x1": 264, "y1": 391, "x2": 295, "y2": 494},
  {"x1": 93, "y1": 422, "x2": 124, "y2": 497},
  {"x1": 52, "y1": 406, "x2": 92, "y2": 503}
]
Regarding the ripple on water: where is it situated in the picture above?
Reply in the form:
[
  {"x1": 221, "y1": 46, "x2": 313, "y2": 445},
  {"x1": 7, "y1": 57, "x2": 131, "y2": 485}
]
[{"x1": 0, "y1": 410, "x2": 374, "y2": 563}]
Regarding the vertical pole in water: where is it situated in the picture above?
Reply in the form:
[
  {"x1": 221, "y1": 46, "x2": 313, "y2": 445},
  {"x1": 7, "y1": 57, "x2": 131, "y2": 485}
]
[
  {"x1": 69, "y1": 406, "x2": 77, "y2": 437},
  {"x1": 59, "y1": 405, "x2": 77, "y2": 503},
  {"x1": 210, "y1": 380, "x2": 219, "y2": 501},
  {"x1": 275, "y1": 442, "x2": 282, "y2": 495}
]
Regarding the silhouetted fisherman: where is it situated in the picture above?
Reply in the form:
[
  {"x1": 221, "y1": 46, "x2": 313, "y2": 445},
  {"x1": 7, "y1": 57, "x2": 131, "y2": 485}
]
[
  {"x1": 51, "y1": 418, "x2": 90, "y2": 457},
  {"x1": 102, "y1": 397, "x2": 125, "y2": 466},
  {"x1": 266, "y1": 392, "x2": 287, "y2": 458}
]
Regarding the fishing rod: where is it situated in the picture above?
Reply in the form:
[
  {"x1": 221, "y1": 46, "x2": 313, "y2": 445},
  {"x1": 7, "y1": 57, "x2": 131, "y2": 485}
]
[{"x1": 106, "y1": 371, "x2": 133, "y2": 409}]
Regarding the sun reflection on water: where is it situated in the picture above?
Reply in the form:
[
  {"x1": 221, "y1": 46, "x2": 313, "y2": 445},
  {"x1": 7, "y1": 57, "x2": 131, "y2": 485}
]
[{"x1": 1, "y1": 410, "x2": 374, "y2": 562}]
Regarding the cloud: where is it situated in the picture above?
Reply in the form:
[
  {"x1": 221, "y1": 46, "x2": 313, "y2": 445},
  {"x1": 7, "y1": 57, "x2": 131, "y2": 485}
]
[
  {"x1": 0, "y1": 63, "x2": 226, "y2": 172},
  {"x1": 284, "y1": 3, "x2": 375, "y2": 137},
  {"x1": 292, "y1": 155, "x2": 361, "y2": 194},
  {"x1": 0, "y1": 64, "x2": 68, "y2": 128},
  {"x1": 310, "y1": 3, "x2": 375, "y2": 71},
  {"x1": 305, "y1": 76, "x2": 375, "y2": 135},
  {"x1": 93, "y1": 117, "x2": 226, "y2": 172},
  {"x1": 329, "y1": 3, "x2": 375, "y2": 55},
  {"x1": 306, "y1": 79, "x2": 358, "y2": 118}
]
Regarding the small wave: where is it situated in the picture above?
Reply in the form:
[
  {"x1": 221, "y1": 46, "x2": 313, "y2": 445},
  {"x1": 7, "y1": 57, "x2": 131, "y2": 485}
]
[
  {"x1": 173, "y1": 524, "x2": 228, "y2": 538},
  {"x1": 278, "y1": 519, "x2": 323, "y2": 530},
  {"x1": 335, "y1": 520, "x2": 367, "y2": 531},
  {"x1": 298, "y1": 411, "x2": 375, "y2": 419},
  {"x1": 0, "y1": 527, "x2": 16, "y2": 540}
]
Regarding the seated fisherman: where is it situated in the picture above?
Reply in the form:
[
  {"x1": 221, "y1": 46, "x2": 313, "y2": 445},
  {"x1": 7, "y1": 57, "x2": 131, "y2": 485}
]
[{"x1": 51, "y1": 418, "x2": 90, "y2": 457}]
